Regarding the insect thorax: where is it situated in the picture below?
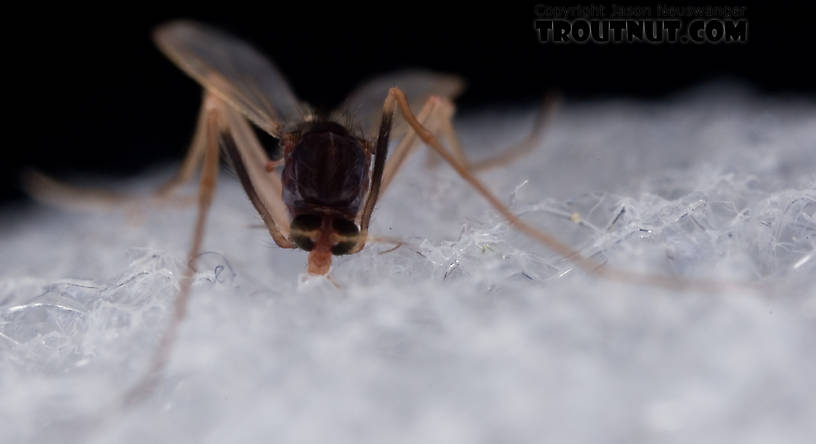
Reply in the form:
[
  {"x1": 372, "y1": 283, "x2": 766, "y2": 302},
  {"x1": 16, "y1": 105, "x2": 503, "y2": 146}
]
[{"x1": 281, "y1": 121, "x2": 370, "y2": 219}]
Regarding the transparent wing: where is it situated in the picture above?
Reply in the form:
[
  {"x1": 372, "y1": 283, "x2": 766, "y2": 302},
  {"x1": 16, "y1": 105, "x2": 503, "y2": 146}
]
[
  {"x1": 334, "y1": 70, "x2": 465, "y2": 138},
  {"x1": 154, "y1": 20, "x2": 306, "y2": 137}
]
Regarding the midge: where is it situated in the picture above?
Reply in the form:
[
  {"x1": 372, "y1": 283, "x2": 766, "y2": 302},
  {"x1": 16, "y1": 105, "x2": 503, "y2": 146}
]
[
  {"x1": 27, "y1": 20, "x2": 738, "y2": 316},
  {"x1": 50, "y1": 19, "x2": 569, "y2": 393},
  {"x1": 138, "y1": 20, "x2": 566, "y2": 281},
  {"x1": 27, "y1": 20, "x2": 744, "y2": 401}
]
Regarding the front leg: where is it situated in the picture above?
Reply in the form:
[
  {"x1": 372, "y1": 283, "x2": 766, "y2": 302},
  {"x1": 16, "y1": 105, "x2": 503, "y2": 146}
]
[
  {"x1": 219, "y1": 103, "x2": 294, "y2": 248},
  {"x1": 352, "y1": 93, "x2": 454, "y2": 254},
  {"x1": 123, "y1": 92, "x2": 297, "y2": 404},
  {"x1": 351, "y1": 90, "x2": 397, "y2": 253}
]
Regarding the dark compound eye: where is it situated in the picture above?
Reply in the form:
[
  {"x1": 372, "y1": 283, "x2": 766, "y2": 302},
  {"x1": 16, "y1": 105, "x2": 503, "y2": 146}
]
[
  {"x1": 331, "y1": 241, "x2": 356, "y2": 256},
  {"x1": 332, "y1": 218, "x2": 359, "y2": 236},
  {"x1": 292, "y1": 235, "x2": 315, "y2": 252},
  {"x1": 331, "y1": 218, "x2": 359, "y2": 255},
  {"x1": 290, "y1": 214, "x2": 321, "y2": 252},
  {"x1": 291, "y1": 214, "x2": 322, "y2": 232}
]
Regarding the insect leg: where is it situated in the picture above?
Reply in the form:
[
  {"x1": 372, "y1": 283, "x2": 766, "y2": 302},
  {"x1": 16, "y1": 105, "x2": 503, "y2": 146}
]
[
  {"x1": 123, "y1": 93, "x2": 223, "y2": 404},
  {"x1": 406, "y1": 93, "x2": 559, "y2": 174},
  {"x1": 378, "y1": 93, "x2": 558, "y2": 196},
  {"x1": 379, "y1": 97, "x2": 442, "y2": 194},
  {"x1": 386, "y1": 87, "x2": 751, "y2": 292},
  {"x1": 220, "y1": 104, "x2": 294, "y2": 248},
  {"x1": 355, "y1": 93, "x2": 550, "y2": 256},
  {"x1": 351, "y1": 90, "x2": 398, "y2": 253},
  {"x1": 152, "y1": 93, "x2": 211, "y2": 196},
  {"x1": 467, "y1": 93, "x2": 560, "y2": 172},
  {"x1": 23, "y1": 95, "x2": 214, "y2": 209}
]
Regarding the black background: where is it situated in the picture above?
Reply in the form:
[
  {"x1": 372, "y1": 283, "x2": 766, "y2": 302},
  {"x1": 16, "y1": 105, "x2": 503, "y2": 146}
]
[{"x1": 5, "y1": 1, "x2": 812, "y2": 204}]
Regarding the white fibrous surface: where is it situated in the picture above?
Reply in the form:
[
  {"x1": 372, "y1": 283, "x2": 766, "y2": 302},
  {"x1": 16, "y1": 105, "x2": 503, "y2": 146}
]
[{"x1": 1, "y1": 83, "x2": 814, "y2": 444}]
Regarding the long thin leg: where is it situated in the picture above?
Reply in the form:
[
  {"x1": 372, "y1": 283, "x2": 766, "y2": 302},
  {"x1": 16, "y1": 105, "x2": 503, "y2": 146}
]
[
  {"x1": 220, "y1": 104, "x2": 294, "y2": 247},
  {"x1": 357, "y1": 93, "x2": 547, "y2": 255},
  {"x1": 386, "y1": 87, "x2": 752, "y2": 292},
  {"x1": 435, "y1": 101, "x2": 469, "y2": 169},
  {"x1": 352, "y1": 91, "x2": 396, "y2": 253},
  {"x1": 379, "y1": 93, "x2": 557, "y2": 198},
  {"x1": 379, "y1": 97, "x2": 442, "y2": 194},
  {"x1": 407, "y1": 94, "x2": 559, "y2": 174},
  {"x1": 123, "y1": 94, "x2": 222, "y2": 404},
  {"x1": 468, "y1": 94, "x2": 560, "y2": 172},
  {"x1": 23, "y1": 96, "x2": 213, "y2": 209},
  {"x1": 153, "y1": 96, "x2": 210, "y2": 196}
]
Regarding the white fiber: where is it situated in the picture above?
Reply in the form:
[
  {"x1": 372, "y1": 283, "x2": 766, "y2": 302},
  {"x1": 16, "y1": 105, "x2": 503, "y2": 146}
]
[{"x1": 1, "y1": 83, "x2": 814, "y2": 444}]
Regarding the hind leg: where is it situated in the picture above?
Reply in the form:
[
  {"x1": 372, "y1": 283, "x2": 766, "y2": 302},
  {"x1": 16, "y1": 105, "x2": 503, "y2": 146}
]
[{"x1": 23, "y1": 94, "x2": 213, "y2": 209}]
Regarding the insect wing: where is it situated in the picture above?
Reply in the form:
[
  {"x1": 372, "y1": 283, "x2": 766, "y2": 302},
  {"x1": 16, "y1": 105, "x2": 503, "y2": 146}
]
[
  {"x1": 154, "y1": 20, "x2": 306, "y2": 137},
  {"x1": 335, "y1": 70, "x2": 465, "y2": 138}
]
